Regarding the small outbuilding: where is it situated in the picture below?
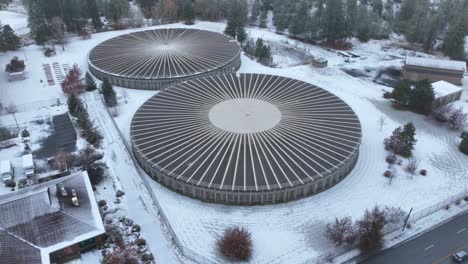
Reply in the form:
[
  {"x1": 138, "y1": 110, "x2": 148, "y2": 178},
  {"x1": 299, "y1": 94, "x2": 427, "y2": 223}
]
[
  {"x1": 402, "y1": 57, "x2": 466, "y2": 85},
  {"x1": 431, "y1": 80, "x2": 464, "y2": 107},
  {"x1": 22, "y1": 154, "x2": 35, "y2": 177},
  {"x1": 312, "y1": 57, "x2": 328, "y2": 68},
  {"x1": 0, "y1": 160, "x2": 14, "y2": 182},
  {"x1": 8, "y1": 71, "x2": 25, "y2": 82}
]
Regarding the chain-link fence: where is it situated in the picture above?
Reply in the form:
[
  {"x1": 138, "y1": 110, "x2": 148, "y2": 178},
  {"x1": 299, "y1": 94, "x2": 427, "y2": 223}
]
[
  {"x1": 409, "y1": 190, "x2": 468, "y2": 223},
  {"x1": 1, "y1": 93, "x2": 100, "y2": 114}
]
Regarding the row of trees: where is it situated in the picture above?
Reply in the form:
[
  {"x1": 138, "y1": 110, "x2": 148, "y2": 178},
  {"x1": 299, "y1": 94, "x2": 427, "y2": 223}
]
[
  {"x1": 325, "y1": 206, "x2": 406, "y2": 255},
  {"x1": 67, "y1": 93, "x2": 102, "y2": 146},
  {"x1": 25, "y1": 0, "x2": 128, "y2": 45}
]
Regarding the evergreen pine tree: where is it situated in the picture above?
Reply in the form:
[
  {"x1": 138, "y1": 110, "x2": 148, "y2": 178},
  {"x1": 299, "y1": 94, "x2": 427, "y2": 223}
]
[
  {"x1": 289, "y1": 1, "x2": 308, "y2": 36},
  {"x1": 85, "y1": 72, "x2": 97, "y2": 91},
  {"x1": 372, "y1": 0, "x2": 383, "y2": 17},
  {"x1": 384, "y1": 122, "x2": 417, "y2": 157},
  {"x1": 101, "y1": 78, "x2": 117, "y2": 107},
  {"x1": 397, "y1": 0, "x2": 417, "y2": 33},
  {"x1": 391, "y1": 80, "x2": 411, "y2": 106},
  {"x1": 405, "y1": 0, "x2": 430, "y2": 44},
  {"x1": 259, "y1": 11, "x2": 267, "y2": 28},
  {"x1": 224, "y1": 19, "x2": 237, "y2": 37},
  {"x1": 236, "y1": 26, "x2": 247, "y2": 44},
  {"x1": 250, "y1": 0, "x2": 261, "y2": 24},
  {"x1": 2, "y1": 25, "x2": 21, "y2": 50},
  {"x1": 324, "y1": 0, "x2": 347, "y2": 45},
  {"x1": 442, "y1": 18, "x2": 466, "y2": 60},
  {"x1": 345, "y1": 0, "x2": 358, "y2": 37},
  {"x1": 67, "y1": 93, "x2": 79, "y2": 116},
  {"x1": 182, "y1": 0, "x2": 195, "y2": 25},
  {"x1": 409, "y1": 79, "x2": 434, "y2": 114},
  {"x1": 384, "y1": 0, "x2": 394, "y2": 23},
  {"x1": 460, "y1": 132, "x2": 468, "y2": 155},
  {"x1": 86, "y1": 0, "x2": 103, "y2": 30}
]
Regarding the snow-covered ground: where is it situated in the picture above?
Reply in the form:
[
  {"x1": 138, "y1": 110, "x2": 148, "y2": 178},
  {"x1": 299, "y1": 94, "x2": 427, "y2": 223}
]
[
  {"x1": 1, "y1": 12, "x2": 467, "y2": 263},
  {"x1": 0, "y1": 10, "x2": 29, "y2": 35}
]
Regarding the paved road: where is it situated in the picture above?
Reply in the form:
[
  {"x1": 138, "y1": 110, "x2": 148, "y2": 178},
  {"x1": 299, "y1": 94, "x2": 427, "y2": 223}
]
[{"x1": 361, "y1": 211, "x2": 468, "y2": 264}]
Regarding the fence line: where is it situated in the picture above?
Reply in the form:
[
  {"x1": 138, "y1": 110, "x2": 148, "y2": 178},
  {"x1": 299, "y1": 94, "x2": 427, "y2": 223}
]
[
  {"x1": 1, "y1": 93, "x2": 99, "y2": 114},
  {"x1": 408, "y1": 189, "x2": 468, "y2": 223},
  {"x1": 94, "y1": 92, "x2": 219, "y2": 264}
]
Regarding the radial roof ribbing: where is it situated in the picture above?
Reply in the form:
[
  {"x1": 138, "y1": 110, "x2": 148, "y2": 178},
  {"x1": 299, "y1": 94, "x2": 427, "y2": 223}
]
[
  {"x1": 88, "y1": 28, "x2": 241, "y2": 80},
  {"x1": 131, "y1": 74, "x2": 361, "y2": 191}
]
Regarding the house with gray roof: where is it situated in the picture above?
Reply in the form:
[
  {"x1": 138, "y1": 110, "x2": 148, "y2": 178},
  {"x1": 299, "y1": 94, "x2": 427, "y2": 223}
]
[{"x1": 0, "y1": 171, "x2": 105, "y2": 263}]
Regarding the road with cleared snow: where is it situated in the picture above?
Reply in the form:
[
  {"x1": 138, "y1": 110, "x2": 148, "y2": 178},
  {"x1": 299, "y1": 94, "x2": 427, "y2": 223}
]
[{"x1": 361, "y1": 211, "x2": 468, "y2": 264}]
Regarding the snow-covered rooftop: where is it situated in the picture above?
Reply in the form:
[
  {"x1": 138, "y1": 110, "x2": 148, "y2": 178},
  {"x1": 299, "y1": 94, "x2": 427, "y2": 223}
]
[
  {"x1": 0, "y1": 160, "x2": 11, "y2": 174},
  {"x1": 432, "y1": 80, "x2": 464, "y2": 98},
  {"x1": 0, "y1": 171, "x2": 105, "y2": 264},
  {"x1": 405, "y1": 57, "x2": 467, "y2": 72}
]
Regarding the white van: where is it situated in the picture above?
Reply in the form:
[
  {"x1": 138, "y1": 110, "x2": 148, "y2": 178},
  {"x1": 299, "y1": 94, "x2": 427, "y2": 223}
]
[
  {"x1": 22, "y1": 154, "x2": 35, "y2": 177},
  {"x1": 1, "y1": 160, "x2": 14, "y2": 181}
]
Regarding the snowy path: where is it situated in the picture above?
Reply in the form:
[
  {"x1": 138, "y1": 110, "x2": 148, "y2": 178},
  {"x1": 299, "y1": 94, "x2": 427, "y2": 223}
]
[{"x1": 85, "y1": 94, "x2": 182, "y2": 264}]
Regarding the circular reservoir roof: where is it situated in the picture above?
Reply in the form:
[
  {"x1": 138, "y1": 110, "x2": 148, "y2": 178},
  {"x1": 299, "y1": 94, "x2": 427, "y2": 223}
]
[
  {"x1": 131, "y1": 74, "x2": 361, "y2": 192},
  {"x1": 88, "y1": 28, "x2": 241, "y2": 81}
]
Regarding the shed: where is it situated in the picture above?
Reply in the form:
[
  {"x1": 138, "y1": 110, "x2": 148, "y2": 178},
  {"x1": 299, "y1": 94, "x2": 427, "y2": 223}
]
[
  {"x1": 312, "y1": 57, "x2": 328, "y2": 68},
  {"x1": 431, "y1": 80, "x2": 464, "y2": 107},
  {"x1": 402, "y1": 57, "x2": 466, "y2": 85}
]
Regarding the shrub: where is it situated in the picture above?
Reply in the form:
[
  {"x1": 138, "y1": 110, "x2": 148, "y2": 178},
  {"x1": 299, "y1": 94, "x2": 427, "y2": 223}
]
[
  {"x1": 98, "y1": 200, "x2": 107, "y2": 207},
  {"x1": 385, "y1": 154, "x2": 397, "y2": 165},
  {"x1": 419, "y1": 169, "x2": 427, "y2": 176},
  {"x1": 455, "y1": 200, "x2": 461, "y2": 205},
  {"x1": 448, "y1": 107, "x2": 467, "y2": 131},
  {"x1": 116, "y1": 190, "x2": 125, "y2": 197},
  {"x1": 432, "y1": 104, "x2": 453, "y2": 122},
  {"x1": 217, "y1": 226, "x2": 253, "y2": 261},
  {"x1": 464, "y1": 196, "x2": 468, "y2": 202},
  {"x1": 444, "y1": 205, "x2": 450, "y2": 210},
  {"x1": 383, "y1": 170, "x2": 393, "y2": 178},
  {"x1": 460, "y1": 132, "x2": 468, "y2": 155},
  {"x1": 5, "y1": 56, "x2": 25, "y2": 73},
  {"x1": 43, "y1": 47, "x2": 56, "y2": 57},
  {"x1": 4, "y1": 179, "x2": 15, "y2": 188},
  {"x1": 382, "y1": 91, "x2": 392, "y2": 99},
  {"x1": 135, "y1": 238, "x2": 146, "y2": 246},
  {"x1": 132, "y1": 224, "x2": 141, "y2": 233},
  {"x1": 141, "y1": 253, "x2": 154, "y2": 261}
]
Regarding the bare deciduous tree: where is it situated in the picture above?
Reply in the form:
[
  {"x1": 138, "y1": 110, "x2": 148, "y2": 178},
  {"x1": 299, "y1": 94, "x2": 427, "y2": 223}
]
[
  {"x1": 405, "y1": 158, "x2": 418, "y2": 178},
  {"x1": 51, "y1": 16, "x2": 67, "y2": 51},
  {"x1": 325, "y1": 216, "x2": 357, "y2": 246},
  {"x1": 432, "y1": 104, "x2": 453, "y2": 122}
]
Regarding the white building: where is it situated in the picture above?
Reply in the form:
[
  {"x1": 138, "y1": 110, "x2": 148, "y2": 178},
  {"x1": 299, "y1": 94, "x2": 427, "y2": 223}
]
[{"x1": 431, "y1": 80, "x2": 464, "y2": 107}]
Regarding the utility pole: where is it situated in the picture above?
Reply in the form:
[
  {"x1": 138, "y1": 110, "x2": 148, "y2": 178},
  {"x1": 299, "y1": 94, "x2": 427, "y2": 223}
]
[{"x1": 402, "y1": 207, "x2": 413, "y2": 231}]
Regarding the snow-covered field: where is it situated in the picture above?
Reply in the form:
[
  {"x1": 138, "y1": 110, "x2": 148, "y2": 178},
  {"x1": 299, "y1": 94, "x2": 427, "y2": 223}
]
[
  {"x1": 1, "y1": 12, "x2": 468, "y2": 263},
  {"x1": 0, "y1": 10, "x2": 29, "y2": 35}
]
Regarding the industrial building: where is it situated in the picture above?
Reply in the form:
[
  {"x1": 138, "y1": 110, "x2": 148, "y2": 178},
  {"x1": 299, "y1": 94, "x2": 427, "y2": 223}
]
[
  {"x1": 131, "y1": 74, "x2": 361, "y2": 205},
  {"x1": 402, "y1": 57, "x2": 466, "y2": 85},
  {"x1": 88, "y1": 28, "x2": 241, "y2": 90}
]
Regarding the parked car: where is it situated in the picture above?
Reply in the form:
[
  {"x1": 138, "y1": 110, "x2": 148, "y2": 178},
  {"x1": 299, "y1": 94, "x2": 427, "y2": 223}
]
[
  {"x1": 71, "y1": 189, "x2": 79, "y2": 207},
  {"x1": 59, "y1": 183, "x2": 67, "y2": 196},
  {"x1": 453, "y1": 250, "x2": 468, "y2": 262}
]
